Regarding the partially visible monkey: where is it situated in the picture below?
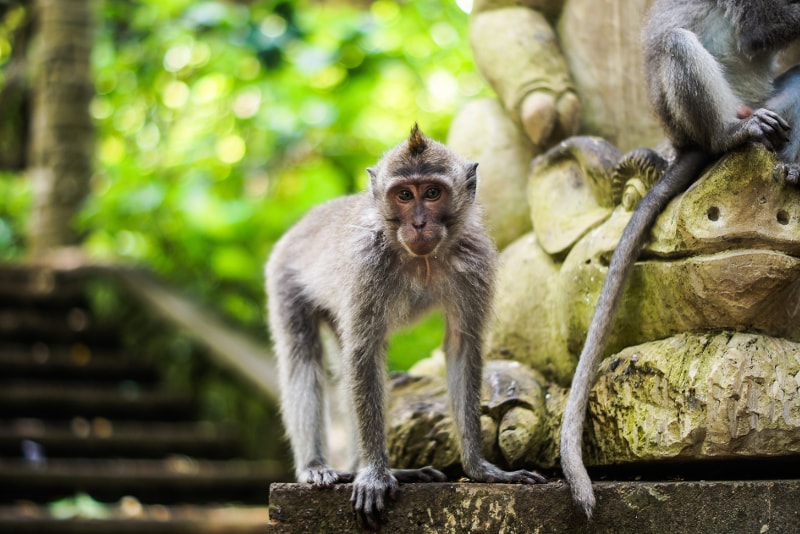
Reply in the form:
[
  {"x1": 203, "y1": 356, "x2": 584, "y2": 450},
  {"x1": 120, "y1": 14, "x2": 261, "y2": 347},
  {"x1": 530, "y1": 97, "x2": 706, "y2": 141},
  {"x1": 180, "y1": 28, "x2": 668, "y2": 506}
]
[
  {"x1": 266, "y1": 125, "x2": 546, "y2": 529},
  {"x1": 560, "y1": 0, "x2": 800, "y2": 517}
]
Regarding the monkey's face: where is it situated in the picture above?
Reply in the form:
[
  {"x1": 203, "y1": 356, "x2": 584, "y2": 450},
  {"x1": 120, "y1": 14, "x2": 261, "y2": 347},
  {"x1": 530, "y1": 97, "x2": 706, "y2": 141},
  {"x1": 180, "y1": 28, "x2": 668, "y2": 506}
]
[{"x1": 386, "y1": 180, "x2": 452, "y2": 257}]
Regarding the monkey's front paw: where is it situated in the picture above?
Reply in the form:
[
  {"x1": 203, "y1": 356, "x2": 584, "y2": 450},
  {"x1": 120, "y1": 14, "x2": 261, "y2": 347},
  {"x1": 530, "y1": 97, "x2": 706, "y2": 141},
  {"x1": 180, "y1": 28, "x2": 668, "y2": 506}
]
[
  {"x1": 467, "y1": 459, "x2": 547, "y2": 485},
  {"x1": 747, "y1": 108, "x2": 791, "y2": 152},
  {"x1": 300, "y1": 466, "x2": 354, "y2": 487},
  {"x1": 350, "y1": 467, "x2": 399, "y2": 530}
]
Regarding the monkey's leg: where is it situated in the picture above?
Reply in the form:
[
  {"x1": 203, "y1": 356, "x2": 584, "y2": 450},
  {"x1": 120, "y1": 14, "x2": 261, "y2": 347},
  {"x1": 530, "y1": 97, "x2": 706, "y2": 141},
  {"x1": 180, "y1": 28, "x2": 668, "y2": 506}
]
[
  {"x1": 657, "y1": 29, "x2": 790, "y2": 153},
  {"x1": 344, "y1": 335, "x2": 398, "y2": 530},
  {"x1": 768, "y1": 65, "x2": 800, "y2": 183},
  {"x1": 444, "y1": 311, "x2": 547, "y2": 486},
  {"x1": 273, "y1": 294, "x2": 352, "y2": 487}
]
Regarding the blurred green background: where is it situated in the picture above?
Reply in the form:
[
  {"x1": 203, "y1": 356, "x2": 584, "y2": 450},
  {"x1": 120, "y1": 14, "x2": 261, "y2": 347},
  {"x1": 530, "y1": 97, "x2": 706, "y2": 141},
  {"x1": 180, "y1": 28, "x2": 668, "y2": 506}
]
[{"x1": 0, "y1": 0, "x2": 488, "y2": 370}]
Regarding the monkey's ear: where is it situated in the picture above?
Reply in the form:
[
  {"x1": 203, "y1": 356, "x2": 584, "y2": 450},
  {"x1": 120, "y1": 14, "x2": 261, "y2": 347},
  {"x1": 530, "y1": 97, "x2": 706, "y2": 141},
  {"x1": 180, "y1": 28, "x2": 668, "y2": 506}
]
[
  {"x1": 367, "y1": 167, "x2": 378, "y2": 195},
  {"x1": 465, "y1": 162, "x2": 479, "y2": 202}
]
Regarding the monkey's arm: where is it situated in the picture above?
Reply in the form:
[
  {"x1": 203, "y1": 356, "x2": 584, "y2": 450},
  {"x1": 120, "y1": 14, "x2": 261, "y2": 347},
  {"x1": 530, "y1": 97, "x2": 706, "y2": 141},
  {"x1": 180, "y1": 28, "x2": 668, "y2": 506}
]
[
  {"x1": 341, "y1": 295, "x2": 398, "y2": 530},
  {"x1": 648, "y1": 28, "x2": 790, "y2": 153}
]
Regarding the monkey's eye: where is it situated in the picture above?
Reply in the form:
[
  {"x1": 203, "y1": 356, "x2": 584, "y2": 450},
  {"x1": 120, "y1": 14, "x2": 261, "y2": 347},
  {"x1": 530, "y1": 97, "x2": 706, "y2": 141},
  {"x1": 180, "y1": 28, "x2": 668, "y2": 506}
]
[
  {"x1": 423, "y1": 187, "x2": 441, "y2": 200},
  {"x1": 397, "y1": 190, "x2": 414, "y2": 202}
]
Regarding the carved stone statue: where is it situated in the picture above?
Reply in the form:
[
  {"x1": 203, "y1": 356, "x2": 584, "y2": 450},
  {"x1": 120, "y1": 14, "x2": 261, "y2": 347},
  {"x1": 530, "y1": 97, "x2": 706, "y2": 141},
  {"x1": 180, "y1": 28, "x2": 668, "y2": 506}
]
[
  {"x1": 387, "y1": 0, "x2": 800, "y2": 476},
  {"x1": 449, "y1": 0, "x2": 657, "y2": 249},
  {"x1": 389, "y1": 143, "x2": 800, "y2": 470}
]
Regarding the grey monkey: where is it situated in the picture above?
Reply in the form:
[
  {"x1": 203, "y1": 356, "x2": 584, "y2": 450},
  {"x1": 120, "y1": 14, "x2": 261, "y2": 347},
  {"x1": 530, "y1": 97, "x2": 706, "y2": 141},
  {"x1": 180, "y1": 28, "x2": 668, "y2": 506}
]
[
  {"x1": 266, "y1": 125, "x2": 546, "y2": 529},
  {"x1": 560, "y1": 0, "x2": 800, "y2": 517}
]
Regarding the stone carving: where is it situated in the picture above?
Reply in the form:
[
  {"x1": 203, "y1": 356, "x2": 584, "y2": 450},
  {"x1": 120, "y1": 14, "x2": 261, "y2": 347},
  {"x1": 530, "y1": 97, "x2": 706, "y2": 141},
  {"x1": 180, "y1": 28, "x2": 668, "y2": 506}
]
[
  {"x1": 448, "y1": 1, "x2": 800, "y2": 251},
  {"x1": 389, "y1": 0, "x2": 800, "y2": 476},
  {"x1": 448, "y1": 0, "x2": 657, "y2": 249}
]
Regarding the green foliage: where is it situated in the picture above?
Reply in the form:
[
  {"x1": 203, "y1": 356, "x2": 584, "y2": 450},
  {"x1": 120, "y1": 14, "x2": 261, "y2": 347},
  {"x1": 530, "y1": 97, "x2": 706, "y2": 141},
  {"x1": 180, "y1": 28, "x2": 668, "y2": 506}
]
[
  {"x1": 0, "y1": 170, "x2": 30, "y2": 257},
  {"x1": 4, "y1": 0, "x2": 487, "y2": 369}
]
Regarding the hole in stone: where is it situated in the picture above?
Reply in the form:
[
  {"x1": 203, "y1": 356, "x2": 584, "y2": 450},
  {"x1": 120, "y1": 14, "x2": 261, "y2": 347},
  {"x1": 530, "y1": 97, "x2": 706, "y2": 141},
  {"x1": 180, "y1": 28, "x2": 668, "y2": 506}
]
[
  {"x1": 707, "y1": 206, "x2": 720, "y2": 222},
  {"x1": 777, "y1": 210, "x2": 790, "y2": 225}
]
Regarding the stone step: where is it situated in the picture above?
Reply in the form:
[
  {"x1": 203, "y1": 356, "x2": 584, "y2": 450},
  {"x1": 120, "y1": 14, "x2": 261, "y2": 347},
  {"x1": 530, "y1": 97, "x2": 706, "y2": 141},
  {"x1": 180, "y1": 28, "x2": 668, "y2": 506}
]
[
  {"x1": 0, "y1": 343, "x2": 159, "y2": 384},
  {"x1": 0, "y1": 503, "x2": 271, "y2": 534},
  {"x1": 0, "y1": 266, "x2": 88, "y2": 305},
  {"x1": 0, "y1": 419, "x2": 242, "y2": 459},
  {"x1": 267, "y1": 479, "x2": 800, "y2": 533},
  {"x1": 0, "y1": 457, "x2": 280, "y2": 503},
  {"x1": 0, "y1": 306, "x2": 118, "y2": 345},
  {"x1": 0, "y1": 382, "x2": 196, "y2": 420}
]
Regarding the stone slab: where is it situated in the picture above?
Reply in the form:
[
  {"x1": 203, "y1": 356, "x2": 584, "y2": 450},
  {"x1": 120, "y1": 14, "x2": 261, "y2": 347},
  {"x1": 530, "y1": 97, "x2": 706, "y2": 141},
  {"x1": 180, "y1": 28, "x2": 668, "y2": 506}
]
[{"x1": 268, "y1": 479, "x2": 800, "y2": 533}]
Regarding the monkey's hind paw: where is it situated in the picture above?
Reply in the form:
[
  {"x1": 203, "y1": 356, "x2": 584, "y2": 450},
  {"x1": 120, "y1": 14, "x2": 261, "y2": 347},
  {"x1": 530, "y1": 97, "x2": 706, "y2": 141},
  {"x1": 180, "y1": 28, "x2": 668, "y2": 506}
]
[
  {"x1": 773, "y1": 162, "x2": 800, "y2": 187},
  {"x1": 785, "y1": 163, "x2": 800, "y2": 186},
  {"x1": 508, "y1": 469, "x2": 548, "y2": 485},
  {"x1": 392, "y1": 465, "x2": 448, "y2": 483},
  {"x1": 468, "y1": 459, "x2": 548, "y2": 485},
  {"x1": 301, "y1": 466, "x2": 354, "y2": 487},
  {"x1": 747, "y1": 108, "x2": 791, "y2": 152}
]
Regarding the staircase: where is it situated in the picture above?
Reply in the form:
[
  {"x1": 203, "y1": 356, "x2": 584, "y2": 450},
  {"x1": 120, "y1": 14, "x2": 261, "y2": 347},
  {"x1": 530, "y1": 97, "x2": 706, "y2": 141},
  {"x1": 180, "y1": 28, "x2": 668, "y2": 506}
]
[{"x1": 0, "y1": 265, "x2": 281, "y2": 533}]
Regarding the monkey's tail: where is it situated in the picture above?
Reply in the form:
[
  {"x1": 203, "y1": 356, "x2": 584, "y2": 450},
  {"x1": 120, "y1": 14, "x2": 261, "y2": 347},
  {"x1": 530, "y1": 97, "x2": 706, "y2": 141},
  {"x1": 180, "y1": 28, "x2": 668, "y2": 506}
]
[{"x1": 559, "y1": 149, "x2": 710, "y2": 518}]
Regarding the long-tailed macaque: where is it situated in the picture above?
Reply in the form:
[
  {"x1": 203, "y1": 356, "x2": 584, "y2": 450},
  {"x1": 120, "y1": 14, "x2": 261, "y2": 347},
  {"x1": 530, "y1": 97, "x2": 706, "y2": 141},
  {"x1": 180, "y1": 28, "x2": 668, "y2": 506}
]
[
  {"x1": 560, "y1": 0, "x2": 800, "y2": 517},
  {"x1": 266, "y1": 125, "x2": 546, "y2": 529}
]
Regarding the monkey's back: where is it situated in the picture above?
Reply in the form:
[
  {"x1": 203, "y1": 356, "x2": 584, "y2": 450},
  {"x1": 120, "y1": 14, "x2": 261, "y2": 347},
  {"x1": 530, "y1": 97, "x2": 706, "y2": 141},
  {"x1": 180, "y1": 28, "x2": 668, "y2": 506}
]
[
  {"x1": 643, "y1": 0, "x2": 776, "y2": 149},
  {"x1": 265, "y1": 193, "x2": 379, "y2": 320}
]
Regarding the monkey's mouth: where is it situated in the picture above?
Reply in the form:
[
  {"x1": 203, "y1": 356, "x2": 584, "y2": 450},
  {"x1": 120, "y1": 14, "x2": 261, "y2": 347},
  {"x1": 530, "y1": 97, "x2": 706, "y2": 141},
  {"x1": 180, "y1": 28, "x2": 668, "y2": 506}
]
[
  {"x1": 402, "y1": 238, "x2": 440, "y2": 257},
  {"x1": 399, "y1": 231, "x2": 441, "y2": 257}
]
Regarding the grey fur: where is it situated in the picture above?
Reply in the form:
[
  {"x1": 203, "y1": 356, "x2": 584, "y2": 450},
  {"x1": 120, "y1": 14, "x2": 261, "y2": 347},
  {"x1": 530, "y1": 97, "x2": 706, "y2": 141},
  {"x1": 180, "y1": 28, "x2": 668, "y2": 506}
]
[
  {"x1": 266, "y1": 127, "x2": 545, "y2": 529},
  {"x1": 560, "y1": 0, "x2": 800, "y2": 518}
]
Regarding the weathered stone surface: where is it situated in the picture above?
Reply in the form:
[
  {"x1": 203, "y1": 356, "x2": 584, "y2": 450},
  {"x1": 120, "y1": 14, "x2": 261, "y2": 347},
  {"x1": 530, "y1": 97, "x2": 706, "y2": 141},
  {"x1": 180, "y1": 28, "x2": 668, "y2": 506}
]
[
  {"x1": 467, "y1": 1, "x2": 660, "y2": 152},
  {"x1": 447, "y1": 99, "x2": 534, "y2": 250},
  {"x1": 561, "y1": 146, "x2": 800, "y2": 359},
  {"x1": 557, "y1": 0, "x2": 660, "y2": 151},
  {"x1": 388, "y1": 360, "x2": 550, "y2": 471},
  {"x1": 488, "y1": 142, "x2": 800, "y2": 386},
  {"x1": 587, "y1": 332, "x2": 800, "y2": 466},
  {"x1": 528, "y1": 136, "x2": 619, "y2": 256},
  {"x1": 392, "y1": 332, "x2": 800, "y2": 471},
  {"x1": 386, "y1": 373, "x2": 460, "y2": 471},
  {"x1": 485, "y1": 233, "x2": 575, "y2": 385},
  {"x1": 268, "y1": 479, "x2": 800, "y2": 533},
  {"x1": 469, "y1": 6, "x2": 575, "y2": 144}
]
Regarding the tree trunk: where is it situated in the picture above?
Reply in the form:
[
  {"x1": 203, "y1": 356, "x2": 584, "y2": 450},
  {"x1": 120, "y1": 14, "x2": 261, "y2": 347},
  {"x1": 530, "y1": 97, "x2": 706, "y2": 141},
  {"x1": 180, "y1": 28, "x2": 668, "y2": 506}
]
[{"x1": 27, "y1": 0, "x2": 93, "y2": 256}]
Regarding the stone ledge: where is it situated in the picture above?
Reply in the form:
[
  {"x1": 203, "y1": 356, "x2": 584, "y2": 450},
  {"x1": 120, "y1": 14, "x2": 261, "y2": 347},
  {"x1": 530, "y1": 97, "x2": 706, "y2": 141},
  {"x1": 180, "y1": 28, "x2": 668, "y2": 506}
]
[{"x1": 268, "y1": 479, "x2": 800, "y2": 533}]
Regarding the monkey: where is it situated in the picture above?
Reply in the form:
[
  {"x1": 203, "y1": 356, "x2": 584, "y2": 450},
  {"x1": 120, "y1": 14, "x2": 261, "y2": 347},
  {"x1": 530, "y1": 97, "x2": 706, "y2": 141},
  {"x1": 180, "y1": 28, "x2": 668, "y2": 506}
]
[
  {"x1": 266, "y1": 125, "x2": 546, "y2": 529},
  {"x1": 560, "y1": 0, "x2": 800, "y2": 517}
]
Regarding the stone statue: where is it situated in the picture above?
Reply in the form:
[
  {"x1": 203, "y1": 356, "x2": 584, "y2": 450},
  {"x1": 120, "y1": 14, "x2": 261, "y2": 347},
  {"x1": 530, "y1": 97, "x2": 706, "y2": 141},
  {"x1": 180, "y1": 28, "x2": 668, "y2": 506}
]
[
  {"x1": 449, "y1": 0, "x2": 657, "y2": 249},
  {"x1": 389, "y1": 142, "x2": 800, "y2": 471},
  {"x1": 386, "y1": 0, "x2": 800, "y2": 476},
  {"x1": 451, "y1": 0, "x2": 800, "y2": 251}
]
